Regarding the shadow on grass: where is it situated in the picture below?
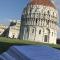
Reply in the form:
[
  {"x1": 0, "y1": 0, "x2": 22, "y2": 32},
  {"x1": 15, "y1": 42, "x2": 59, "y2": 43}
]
[
  {"x1": 0, "y1": 41, "x2": 60, "y2": 54},
  {"x1": 54, "y1": 47, "x2": 60, "y2": 50},
  {"x1": 0, "y1": 42, "x2": 30, "y2": 54}
]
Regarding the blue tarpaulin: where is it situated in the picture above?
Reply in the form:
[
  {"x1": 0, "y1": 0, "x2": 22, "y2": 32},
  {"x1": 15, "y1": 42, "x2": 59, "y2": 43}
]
[{"x1": 0, "y1": 45, "x2": 60, "y2": 60}]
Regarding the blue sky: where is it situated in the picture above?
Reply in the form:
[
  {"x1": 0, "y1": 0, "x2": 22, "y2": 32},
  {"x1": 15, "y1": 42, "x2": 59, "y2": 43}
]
[
  {"x1": 0, "y1": 0, "x2": 29, "y2": 25},
  {"x1": 0, "y1": 0, "x2": 59, "y2": 25},
  {"x1": 0, "y1": 0, "x2": 60, "y2": 38},
  {"x1": 54, "y1": 0, "x2": 60, "y2": 38}
]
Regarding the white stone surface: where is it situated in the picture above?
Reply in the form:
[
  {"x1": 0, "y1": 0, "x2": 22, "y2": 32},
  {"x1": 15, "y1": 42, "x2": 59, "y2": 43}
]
[{"x1": 20, "y1": 1, "x2": 58, "y2": 44}]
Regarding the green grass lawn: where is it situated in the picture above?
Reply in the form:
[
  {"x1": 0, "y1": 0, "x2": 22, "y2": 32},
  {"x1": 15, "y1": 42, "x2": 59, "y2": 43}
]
[{"x1": 0, "y1": 37, "x2": 60, "y2": 54}]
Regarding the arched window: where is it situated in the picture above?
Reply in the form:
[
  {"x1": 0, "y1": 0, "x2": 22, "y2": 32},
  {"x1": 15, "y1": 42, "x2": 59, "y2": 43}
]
[
  {"x1": 47, "y1": 20, "x2": 49, "y2": 25},
  {"x1": 36, "y1": 18, "x2": 38, "y2": 23},
  {"x1": 39, "y1": 30, "x2": 41, "y2": 34},
  {"x1": 32, "y1": 29, "x2": 34, "y2": 33},
  {"x1": 44, "y1": 12, "x2": 46, "y2": 16},
  {"x1": 48, "y1": 10, "x2": 49, "y2": 14},
  {"x1": 47, "y1": 10, "x2": 50, "y2": 17},
  {"x1": 44, "y1": 13, "x2": 46, "y2": 16}
]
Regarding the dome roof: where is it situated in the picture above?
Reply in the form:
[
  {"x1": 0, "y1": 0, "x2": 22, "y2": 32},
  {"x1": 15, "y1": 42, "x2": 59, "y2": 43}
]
[{"x1": 30, "y1": 0, "x2": 55, "y2": 9}]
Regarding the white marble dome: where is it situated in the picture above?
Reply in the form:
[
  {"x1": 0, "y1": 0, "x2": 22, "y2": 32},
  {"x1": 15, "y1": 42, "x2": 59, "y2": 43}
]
[{"x1": 20, "y1": 0, "x2": 58, "y2": 44}]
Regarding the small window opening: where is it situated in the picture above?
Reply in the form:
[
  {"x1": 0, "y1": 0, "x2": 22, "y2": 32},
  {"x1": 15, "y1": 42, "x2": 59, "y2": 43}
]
[
  {"x1": 39, "y1": 30, "x2": 41, "y2": 34},
  {"x1": 32, "y1": 29, "x2": 34, "y2": 33}
]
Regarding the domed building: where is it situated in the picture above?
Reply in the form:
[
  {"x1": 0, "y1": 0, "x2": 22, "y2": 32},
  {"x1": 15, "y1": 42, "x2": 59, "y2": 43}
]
[{"x1": 20, "y1": 0, "x2": 58, "y2": 44}]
